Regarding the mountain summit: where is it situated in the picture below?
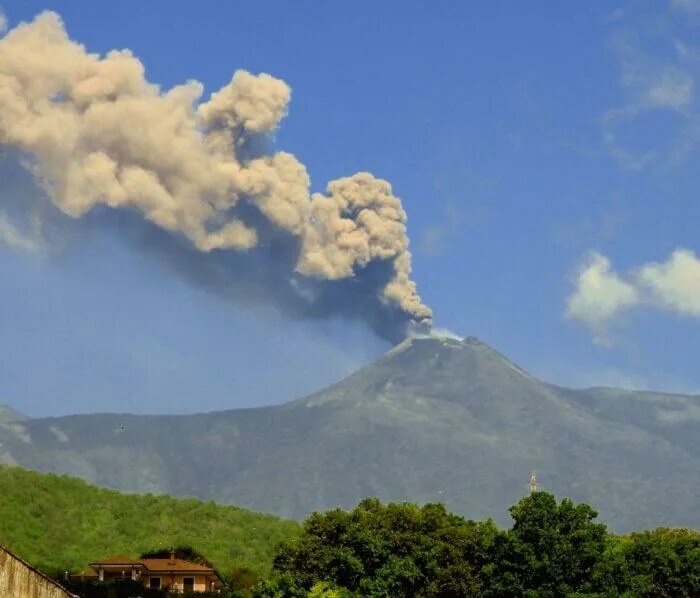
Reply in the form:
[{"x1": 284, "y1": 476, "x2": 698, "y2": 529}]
[
  {"x1": 298, "y1": 335, "x2": 540, "y2": 412},
  {"x1": 0, "y1": 336, "x2": 697, "y2": 531}
]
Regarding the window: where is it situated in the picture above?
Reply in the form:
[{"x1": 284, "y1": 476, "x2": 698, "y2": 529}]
[
  {"x1": 149, "y1": 577, "x2": 161, "y2": 589},
  {"x1": 183, "y1": 576, "x2": 195, "y2": 591}
]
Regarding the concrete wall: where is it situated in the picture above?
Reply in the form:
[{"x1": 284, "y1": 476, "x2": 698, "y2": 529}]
[{"x1": 0, "y1": 546, "x2": 75, "y2": 598}]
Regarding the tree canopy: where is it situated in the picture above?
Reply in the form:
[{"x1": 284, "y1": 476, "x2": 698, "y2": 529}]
[
  {"x1": 1, "y1": 465, "x2": 697, "y2": 596},
  {"x1": 256, "y1": 493, "x2": 699, "y2": 597},
  {"x1": 0, "y1": 465, "x2": 298, "y2": 577}
]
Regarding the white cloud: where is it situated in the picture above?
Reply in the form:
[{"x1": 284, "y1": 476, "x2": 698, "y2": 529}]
[
  {"x1": 671, "y1": 0, "x2": 700, "y2": 14},
  {"x1": 0, "y1": 213, "x2": 41, "y2": 253},
  {"x1": 638, "y1": 249, "x2": 700, "y2": 317},
  {"x1": 566, "y1": 252, "x2": 639, "y2": 342},
  {"x1": 642, "y1": 69, "x2": 694, "y2": 110},
  {"x1": 612, "y1": 31, "x2": 695, "y2": 114},
  {"x1": 603, "y1": 21, "x2": 698, "y2": 169},
  {"x1": 567, "y1": 249, "x2": 700, "y2": 340},
  {"x1": 0, "y1": 9, "x2": 7, "y2": 34}
]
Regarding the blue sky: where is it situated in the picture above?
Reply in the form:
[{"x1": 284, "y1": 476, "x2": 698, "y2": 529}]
[{"x1": 1, "y1": 1, "x2": 698, "y2": 416}]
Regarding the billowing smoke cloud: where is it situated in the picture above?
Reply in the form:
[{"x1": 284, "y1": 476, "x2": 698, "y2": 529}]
[
  {"x1": 566, "y1": 249, "x2": 700, "y2": 342},
  {"x1": 0, "y1": 12, "x2": 431, "y2": 340}
]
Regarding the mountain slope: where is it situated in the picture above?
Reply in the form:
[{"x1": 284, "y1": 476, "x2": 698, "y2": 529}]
[
  {"x1": 0, "y1": 405, "x2": 29, "y2": 424},
  {"x1": 0, "y1": 336, "x2": 697, "y2": 532},
  {"x1": 0, "y1": 465, "x2": 298, "y2": 575}
]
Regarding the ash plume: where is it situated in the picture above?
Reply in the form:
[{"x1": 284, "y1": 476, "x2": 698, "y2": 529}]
[{"x1": 0, "y1": 12, "x2": 431, "y2": 341}]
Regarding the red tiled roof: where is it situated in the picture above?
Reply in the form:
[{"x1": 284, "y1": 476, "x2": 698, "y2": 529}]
[
  {"x1": 70, "y1": 567, "x2": 98, "y2": 579},
  {"x1": 89, "y1": 555, "x2": 216, "y2": 574},
  {"x1": 139, "y1": 558, "x2": 215, "y2": 573},
  {"x1": 89, "y1": 555, "x2": 140, "y2": 566}
]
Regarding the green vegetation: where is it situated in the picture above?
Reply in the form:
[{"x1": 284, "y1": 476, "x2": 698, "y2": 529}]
[
  {"x1": 256, "y1": 493, "x2": 700, "y2": 597},
  {"x1": 0, "y1": 465, "x2": 299, "y2": 577},
  {"x1": 2, "y1": 465, "x2": 698, "y2": 596}
]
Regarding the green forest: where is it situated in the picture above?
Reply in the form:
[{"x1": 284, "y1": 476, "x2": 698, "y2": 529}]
[
  {"x1": 0, "y1": 465, "x2": 298, "y2": 576},
  {"x1": 257, "y1": 495, "x2": 699, "y2": 597},
  {"x1": 1, "y1": 465, "x2": 698, "y2": 597}
]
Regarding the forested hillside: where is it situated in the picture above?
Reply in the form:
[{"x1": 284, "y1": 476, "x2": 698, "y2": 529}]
[
  {"x1": 0, "y1": 466, "x2": 299, "y2": 576},
  {"x1": 1, "y1": 466, "x2": 698, "y2": 596}
]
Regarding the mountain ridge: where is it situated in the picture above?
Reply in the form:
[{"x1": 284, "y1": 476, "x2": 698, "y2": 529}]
[
  {"x1": 0, "y1": 335, "x2": 697, "y2": 532},
  {"x1": 0, "y1": 405, "x2": 29, "y2": 423}
]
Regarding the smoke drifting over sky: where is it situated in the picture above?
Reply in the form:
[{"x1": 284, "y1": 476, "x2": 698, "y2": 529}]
[{"x1": 0, "y1": 12, "x2": 431, "y2": 341}]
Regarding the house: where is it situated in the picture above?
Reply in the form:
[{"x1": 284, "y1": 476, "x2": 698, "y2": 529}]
[
  {"x1": 1, "y1": 544, "x2": 78, "y2": 598},
  {"x1": 72, "y1": 551, "x2": 225, "y2": 593}
]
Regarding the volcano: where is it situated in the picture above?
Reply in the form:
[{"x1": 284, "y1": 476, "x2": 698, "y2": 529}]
[{"x1": 0, "y1": 335, "x2": 697, "y2": 531}]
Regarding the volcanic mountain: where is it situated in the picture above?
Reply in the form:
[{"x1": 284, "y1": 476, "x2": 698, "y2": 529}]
[{"x1": 1, "y1": 336, "x2": 698, "y2": 531}]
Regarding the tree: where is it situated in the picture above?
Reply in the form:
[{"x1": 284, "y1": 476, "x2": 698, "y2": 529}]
[
  {"x1": 595, "y1": 528, "x2": 700, "y2": 597},
  {"x1": 261, "y1": 498, "x2": 498, "y2": 597},
  {"x1": 257, "y1": 493, "x2": 698, "y2": 597},
  {"x1": 308, "y1": 581, "x2": 354, "y2": 597},
  {"x1": 489, "y1": 492, "x2": 608, "y2": 596},
  {"x1": 229, "y1": 565, "x2": 261, "y2": 595}
]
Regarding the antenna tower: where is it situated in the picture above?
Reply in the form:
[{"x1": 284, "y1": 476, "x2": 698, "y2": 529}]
[{"x1": 529, "y1": 471, "x2": 537, "y2": 493}]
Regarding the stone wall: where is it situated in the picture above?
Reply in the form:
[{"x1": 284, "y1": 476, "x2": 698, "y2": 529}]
[{"x1": 0, "y1": 546, "x2": 76, "y2": 598}]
